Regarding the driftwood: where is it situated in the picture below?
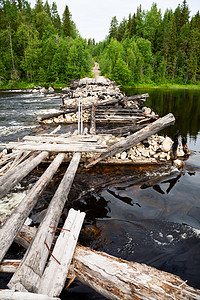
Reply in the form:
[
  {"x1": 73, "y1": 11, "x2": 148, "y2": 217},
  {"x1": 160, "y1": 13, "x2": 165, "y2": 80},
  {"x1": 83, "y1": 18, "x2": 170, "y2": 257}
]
[
  {"x1": 8, "y1": 152, "x2": 81, "y2": 293},
  {"x1": 1, "y1": 225, "x2": 200, "y2": 300},
  {"x1": 0, "y1": 151, "x2": 48, "y2": 199},
  {"x1": 37, "y1": 208, "x2": 85, "y2": 297},
  {"x1": 85, "y1": 113, "x2": 175, "y2": 168},
  {"x1": 0, "y1": 153, "x2": 66, "y2": 263},
  {"x1": 0, "y1": 290, "x2": 60, "y2": 300}
]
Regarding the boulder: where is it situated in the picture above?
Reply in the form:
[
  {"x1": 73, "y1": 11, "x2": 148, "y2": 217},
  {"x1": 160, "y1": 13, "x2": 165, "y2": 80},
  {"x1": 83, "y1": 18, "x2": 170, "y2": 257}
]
[{"x1": 161, "y1": 137, "x2": 173, "y2": 152}]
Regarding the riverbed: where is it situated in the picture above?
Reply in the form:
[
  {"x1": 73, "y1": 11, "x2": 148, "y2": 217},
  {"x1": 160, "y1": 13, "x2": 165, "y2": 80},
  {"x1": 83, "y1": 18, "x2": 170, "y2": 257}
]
[{"x1": 0, "y1": 88, "x2": 200, "y2": 298}]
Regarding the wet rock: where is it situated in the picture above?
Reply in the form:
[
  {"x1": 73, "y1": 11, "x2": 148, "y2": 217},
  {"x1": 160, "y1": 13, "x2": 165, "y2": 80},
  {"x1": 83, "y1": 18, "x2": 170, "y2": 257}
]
[{"x1": 173, "y1": 159, "x2": 184, "y2": 168}]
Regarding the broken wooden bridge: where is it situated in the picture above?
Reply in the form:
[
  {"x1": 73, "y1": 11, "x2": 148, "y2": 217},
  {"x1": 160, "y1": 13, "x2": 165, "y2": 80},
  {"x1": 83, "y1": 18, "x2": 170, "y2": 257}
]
[{"x1": 0, "y1": 118, "x2": 200, "y2": 299}]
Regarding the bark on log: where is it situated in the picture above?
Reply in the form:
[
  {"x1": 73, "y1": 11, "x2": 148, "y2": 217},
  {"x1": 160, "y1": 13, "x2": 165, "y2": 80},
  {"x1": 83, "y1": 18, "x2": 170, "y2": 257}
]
[
  {"x1": 8, "y1": 152, "x2": 81, "y2": 293},
  {"x1": 38, "y1": 208, "x2": 85, "y2": 297},
  {"x1": 85, "y1": 113, "x2": 175, "y2": 168},
  {"x1": 0, "y1": 153, "x2": 66, "y2": 263},
  {"x1": 0, "y1": 151, "x2": 48, "y2": 199},
  {"x1": 0, "y1": 290, "x2": 60, "y2": 300}
]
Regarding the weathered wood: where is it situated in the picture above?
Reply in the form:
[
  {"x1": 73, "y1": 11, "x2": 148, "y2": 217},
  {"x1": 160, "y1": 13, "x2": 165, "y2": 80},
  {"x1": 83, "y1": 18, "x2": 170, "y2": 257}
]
[
  {"x1": 2, "y1": 228, "x2": 200, "y2": 300},
  {"x1": 74, "y1": 245, "x2": 200, "y2": 300},
  {"x1": 90, "y1": 102, "x2": 96, "y2": 134},
  {"x1": 38, "y1": 208, "x2": 85, "y2": 297},
  {"x1": 0, "y1": 151, "x2": 48, "y2": 199},
  {"x1": 22, "y1": 135, "x2": 99, "y2": 144},
  {"x1": 85, "y1": 113, "x2": 175, "y2": 168},
  {"x1": 2, "y1": 142, "x2": 106, "y2": 153},
  {"x1": 0, "y1": 154, "x2": 36, "y2": 186},
  {"x1": 0, "y1": 153, "x2": 66, "y2": 263},
  {"x1": 8, "y1": 152, "x2": 81, "y2": 293},
  {"x1": 0, "y1": 290, "x2": 60, "y2": 300}
]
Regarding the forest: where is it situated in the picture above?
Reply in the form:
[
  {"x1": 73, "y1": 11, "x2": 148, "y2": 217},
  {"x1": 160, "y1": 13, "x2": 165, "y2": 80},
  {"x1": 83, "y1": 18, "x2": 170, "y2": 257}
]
[{"x1": 0, "y1": 0, "x2": 200, "y2": 87}]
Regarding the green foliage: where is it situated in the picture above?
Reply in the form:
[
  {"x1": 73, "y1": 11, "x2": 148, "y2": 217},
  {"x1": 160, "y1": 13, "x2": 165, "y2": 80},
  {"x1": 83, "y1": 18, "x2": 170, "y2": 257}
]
[
  {"x1": 0, "y1": 0, "x2": 92, "y2": 86},
  {"x1": 94, "y1": 0, "x2": 200, "y2": 86}
]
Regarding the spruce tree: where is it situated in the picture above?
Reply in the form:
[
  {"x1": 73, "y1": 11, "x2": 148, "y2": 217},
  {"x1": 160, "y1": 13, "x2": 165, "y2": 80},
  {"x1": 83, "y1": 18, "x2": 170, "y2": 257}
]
[{"x1": 63, "y1": 5, "x2": 72, "y2": 37}]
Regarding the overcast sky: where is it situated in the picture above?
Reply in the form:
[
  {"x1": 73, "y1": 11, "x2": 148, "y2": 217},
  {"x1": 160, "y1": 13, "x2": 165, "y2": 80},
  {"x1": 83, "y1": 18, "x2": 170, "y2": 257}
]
[{"x1": 30, "y1": 0, "x2": 199, "y2": 42}]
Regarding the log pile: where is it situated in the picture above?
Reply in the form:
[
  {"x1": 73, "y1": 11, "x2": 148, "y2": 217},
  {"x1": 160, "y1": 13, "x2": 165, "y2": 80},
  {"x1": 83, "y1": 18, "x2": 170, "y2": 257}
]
[{"x1": 36, "y1": 77, "x2": 155, "y2": 125}]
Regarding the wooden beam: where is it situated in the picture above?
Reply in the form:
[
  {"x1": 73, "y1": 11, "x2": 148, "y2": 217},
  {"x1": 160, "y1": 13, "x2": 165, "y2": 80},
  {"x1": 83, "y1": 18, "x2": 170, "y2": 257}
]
[
  {"x1": 37, "y1": 209, "x2": 85, "y2": 297},
  {"x1": 0, "y1": 153, "x2": 66, "y2": 263},
  {"x1": 8, "y1": 152, "x2": 81, "y2": 293},
  {"x1": 2, "y1": 143, "x2": 105, "y2": 153},
  {"x1": 85, "y1": 113, "x2": 175, "y2": 168},
  {"x1": 0, "y1": 290, "x2": 60, "y2": 300},
  {"x1": 0, "y1": 151, "x2": 48, "y2": 199}
]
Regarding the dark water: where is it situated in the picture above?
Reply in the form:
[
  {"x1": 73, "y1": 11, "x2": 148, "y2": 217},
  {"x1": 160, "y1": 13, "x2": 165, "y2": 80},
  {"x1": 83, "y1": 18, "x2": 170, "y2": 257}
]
[{"x1": 0, "y1": 88, "x2": 200, "y2": 298}]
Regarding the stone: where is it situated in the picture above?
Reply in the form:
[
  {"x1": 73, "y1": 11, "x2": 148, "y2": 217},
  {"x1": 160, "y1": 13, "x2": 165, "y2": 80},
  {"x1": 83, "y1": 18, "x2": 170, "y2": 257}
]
[
  {"x1": 177, "y1": 148, "x2": 185, "y2": 157},
  {"x1": 48, "y1": 87, "x2": 54, "y2": 92},
  {"x1": 173, "y1": 159, "x2": 184, "y2": 168},
  {"x1": 121, "y1": 152, "x2": 127, "y2": 160},
  {"x1": 161, "y1": 137, "x2": 173, "y2": 152},
  {"x1": 143, "y1": 107, "x2": 151, "y2": 115}
]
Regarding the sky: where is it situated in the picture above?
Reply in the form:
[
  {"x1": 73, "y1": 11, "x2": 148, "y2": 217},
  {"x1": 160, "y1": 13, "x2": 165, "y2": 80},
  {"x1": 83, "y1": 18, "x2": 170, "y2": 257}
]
[{"x1": 30, "y1": 0, "x2": 199, "y2": 42}]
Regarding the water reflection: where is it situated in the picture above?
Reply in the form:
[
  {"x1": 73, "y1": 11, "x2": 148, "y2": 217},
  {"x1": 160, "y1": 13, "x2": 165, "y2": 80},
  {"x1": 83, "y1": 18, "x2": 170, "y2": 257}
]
[{"x1": 122, "y1": 88, "x2": 200, "y2": 150}]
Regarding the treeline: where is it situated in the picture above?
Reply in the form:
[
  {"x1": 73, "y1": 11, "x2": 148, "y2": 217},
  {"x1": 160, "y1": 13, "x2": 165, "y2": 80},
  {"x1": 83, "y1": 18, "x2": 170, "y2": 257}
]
[
  {"x1": 92, "y1": 1, "x2": 200, "y2": 86},
  {"x1": 0, "y1": 0, "x2": 92, "y2": 86}
]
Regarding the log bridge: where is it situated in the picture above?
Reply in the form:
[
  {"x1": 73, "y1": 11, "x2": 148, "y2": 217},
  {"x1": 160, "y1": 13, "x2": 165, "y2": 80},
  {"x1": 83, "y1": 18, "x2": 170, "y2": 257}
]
[{"x1": 0, "y1": 84, "x2": 200, "y2": 299}]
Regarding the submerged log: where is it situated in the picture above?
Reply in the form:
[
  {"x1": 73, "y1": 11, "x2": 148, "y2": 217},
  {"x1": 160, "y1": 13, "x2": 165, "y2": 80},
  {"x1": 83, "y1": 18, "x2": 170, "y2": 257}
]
[
  {"x1": 85, "y1": 113, "x2": 175, "y2": 168},
  {"x1": 8, "y1": 152, "x2": 81, "y2": 293},
  {"x1": 0, "y1": 153, "x2": 66, "y2": 263},
  {"x1": 2, "y1": 226, "x2": 200, "y2": 300}
]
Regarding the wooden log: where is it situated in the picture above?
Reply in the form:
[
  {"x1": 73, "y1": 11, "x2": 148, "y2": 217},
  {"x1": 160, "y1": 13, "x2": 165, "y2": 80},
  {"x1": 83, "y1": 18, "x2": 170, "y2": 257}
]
[
  {"x1": 0, "y1": 290, "x2": 60, "y2": 300},
  {"x1": 2, "y1": 230, "x2": 200, "y2": 300},
  {"x1": 0, "y1": 154, "x2": 36, "y2": 186},
  {"x1": 2, "y1": 142, "x2": 106, "y2": 153},
  {"x1": 0, "y1": 153, "x2": 66, "y2": 263},
  {"x1": 85, "y1": 113, "x2": 175, "y2": 168},
  {"x1": 90, "y1": 102, "x2": 96, "y2": 134},
  {"x1": 38, "y1": 208, "x2": 85, "y2": 297},
  {"x1": 22, "y1": 136, "x2": 99, "y2": 144},
  {"x1": 0, "y1": 151, "x2": 48, "y2": 199},
  {"x1": 8, "y1": 152, "x2": 81, "y2": 293},
  {"x1": 74, "y1": 245, "x2": 200, "y2": 300}
]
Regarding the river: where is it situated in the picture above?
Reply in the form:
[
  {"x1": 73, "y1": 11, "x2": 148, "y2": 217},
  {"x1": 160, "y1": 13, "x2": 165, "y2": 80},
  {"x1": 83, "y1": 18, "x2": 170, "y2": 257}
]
[{"x1": 0, "y1": 88, "x2": 200, "y2": 298}]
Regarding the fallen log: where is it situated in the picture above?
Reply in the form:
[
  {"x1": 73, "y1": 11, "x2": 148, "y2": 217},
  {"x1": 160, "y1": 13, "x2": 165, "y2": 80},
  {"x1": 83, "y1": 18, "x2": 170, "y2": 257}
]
[
  {"x1": 0, "y1": 151, "x2": 48, "y2": 199},
  {"x1": 1, "y1": 225, "x2": 200, "y2": 300},
  {"x1": 0, "y1": 153, "x2": 66, "y2": 263},
  {"x1": 0, "y1": 290, "x2": 60, "y2": 300},
  {"x1": 85, "y1": 113, "x2": 175, "y2": 168},
  {"x1": 38, "y1": 209, "x2": 85, "y2": 297},
  {"x1": 8, "y1": 152, "x2": 81, "y2": 293}
]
